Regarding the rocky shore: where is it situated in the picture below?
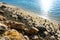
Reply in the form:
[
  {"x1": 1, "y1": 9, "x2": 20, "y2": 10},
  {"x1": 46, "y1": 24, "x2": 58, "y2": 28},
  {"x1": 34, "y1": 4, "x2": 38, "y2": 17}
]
[{"x1": 0, "y1": 2, "x2": 60, "y2": 40}]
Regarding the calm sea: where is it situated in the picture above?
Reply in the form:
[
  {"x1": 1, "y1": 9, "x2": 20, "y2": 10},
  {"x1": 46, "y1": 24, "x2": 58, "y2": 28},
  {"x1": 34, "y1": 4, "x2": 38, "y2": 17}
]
[{"x1": 0, "y1": 0, "x2": 60, "y2": 23}]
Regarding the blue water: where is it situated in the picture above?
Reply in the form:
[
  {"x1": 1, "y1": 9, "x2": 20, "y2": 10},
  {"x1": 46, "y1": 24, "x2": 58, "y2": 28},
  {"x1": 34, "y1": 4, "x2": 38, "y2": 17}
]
[
  {"x1": 0, "y1": 0, "x2": 60, "y2": 23},
  {"x1": 0, "y1": 0, "x2": 41, "y2": 13}
]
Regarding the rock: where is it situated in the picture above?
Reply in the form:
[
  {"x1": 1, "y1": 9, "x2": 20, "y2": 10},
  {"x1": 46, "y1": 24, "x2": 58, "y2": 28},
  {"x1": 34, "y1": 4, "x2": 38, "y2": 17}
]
[
  {"x1": 0, "y1": 15, "x2": 6, "y2": 21},
  {"x1": 0, "y1": 5, "x2": 6, "y2": 9},
  {"x1": 0, "y1": 10, "x2": 4, "y2": 15},
  {"x1": 31, "y1": 35, "x2": 39, "y2": 40},
  {"x1": 26, "y1": 27, "x2": 39, "y2": 34},
  {"x1": 38, "y1": 27, "x2": 47, "y2": 37},
  {"x1": 0, "y1": 23, "x2": 8, "y2": 34},
  {"x1": 4, "y1": 29, "x2": 25, "y2": 40},
  {"x1": 0, "y1": 36, "x2": 11, "y2": 40},
  {"x1": 4, "y1": 20, "x2": 28, "y2": 30},
  {"x1": 24, "y1": 35, "x2": 30, "y2": 40},
  {"x1": 50, "y1": 36, "x2": 55, "y2": 39},
  {"x1": 11, "y1": 14, "x2": 18, "y2": 20},
  {"x1": 44, "y1": 31, "x2": 49, "y2": 36}
]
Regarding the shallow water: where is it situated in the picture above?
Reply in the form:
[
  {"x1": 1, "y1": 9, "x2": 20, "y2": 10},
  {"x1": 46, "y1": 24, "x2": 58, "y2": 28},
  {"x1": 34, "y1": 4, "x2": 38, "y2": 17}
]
[{"x1": 0, "y1": 0, "x2": 60, "y2": 23}]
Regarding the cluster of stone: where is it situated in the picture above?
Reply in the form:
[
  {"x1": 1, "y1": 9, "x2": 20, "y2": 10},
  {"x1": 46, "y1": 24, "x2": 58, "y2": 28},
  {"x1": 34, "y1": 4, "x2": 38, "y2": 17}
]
[{"x1": 0, "y1": 2, "x2": 60, "y2": 40}]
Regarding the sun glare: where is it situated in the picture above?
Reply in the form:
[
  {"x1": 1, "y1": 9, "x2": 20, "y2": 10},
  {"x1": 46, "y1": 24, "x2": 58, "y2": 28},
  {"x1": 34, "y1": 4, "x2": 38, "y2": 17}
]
[{"x1": 40, "y1": 0, "x2": 53, "y2": 14}]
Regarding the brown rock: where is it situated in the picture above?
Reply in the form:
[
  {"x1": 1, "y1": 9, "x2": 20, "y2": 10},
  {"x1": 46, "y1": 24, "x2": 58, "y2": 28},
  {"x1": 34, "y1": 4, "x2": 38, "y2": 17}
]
[
  {"x1": 10, "y1": 22, "x2": 27, "y2": 30},
  {"x1": 4, "y1": 20, "x2": 27, "y2": 30},
  {"x1": 0, "y1": 15, "x2": 6, "y2": 21},
  {"x1": 26, "y1": 27, "x2": 39, "y2": 34},
  {"x1": 4, "y1": 29, "x2": 25, "y2": 40}
]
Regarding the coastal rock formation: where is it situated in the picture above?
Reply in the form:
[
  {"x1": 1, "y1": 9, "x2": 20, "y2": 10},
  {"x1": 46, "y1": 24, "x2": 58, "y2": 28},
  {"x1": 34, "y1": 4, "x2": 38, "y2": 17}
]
[{"x1": 0, "y1": 2, "x2": 60, "y2": 40}]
